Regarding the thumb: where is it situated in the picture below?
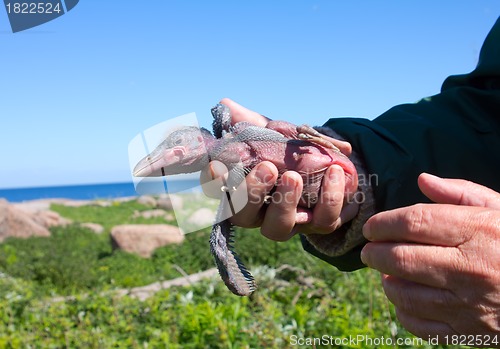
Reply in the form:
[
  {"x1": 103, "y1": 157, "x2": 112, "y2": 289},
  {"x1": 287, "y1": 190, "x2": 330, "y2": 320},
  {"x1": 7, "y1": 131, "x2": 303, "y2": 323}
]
[{"x1": 418, "y1": 173, "x2": 500, "y2": 209}]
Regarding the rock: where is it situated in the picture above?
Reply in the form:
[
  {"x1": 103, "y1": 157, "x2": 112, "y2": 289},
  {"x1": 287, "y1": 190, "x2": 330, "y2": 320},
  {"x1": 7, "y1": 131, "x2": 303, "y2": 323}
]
[
  {"x1": 164, "y1": 213, "x2": 175, "y2": 221},
  {"x1": 156, "y1": 194, "x2": 183, "y2": 211},
  {"x1": 0, "y1": 199, "x2": 51, "y2": 242},
  {"x1": 110, "y1": 224, "x2": 184, "y2": 258},
  {"x1": 187, "y1": 208, "x2": 215, "y2": 227},
  {"x1": 131, "y1": 209, "x2": 169, "y2": 220},
  {"x1": 113, "y1": 196, "x2": 137, "y2": 203},
  {"x1": 137, "y1": 195, "x2": 157, "y2": 207},
  {"x1": 156, "y1": 197, "x2": 172, "y2": 210},
  {"x1": 57, "y1": 199, "x2": 92, "y2": 207},
  {"x1": 91, "y1": 200, "x2": 112, "y2": 207},
  {"x1": 14, "y1": 201, "x2": 72, "y2": 228},
  {"x1": 17, "y1": 198, "x2": 92, "y2": 208},
  {"x1": 31, "y1": 210, "x2": 72, "y2": 228},
  {"x1": 80, "y1": 222, "x2": 104, "y2": 234},
  {"x1": 12, "y1": 200, "x2": 52, "y2": 212}
]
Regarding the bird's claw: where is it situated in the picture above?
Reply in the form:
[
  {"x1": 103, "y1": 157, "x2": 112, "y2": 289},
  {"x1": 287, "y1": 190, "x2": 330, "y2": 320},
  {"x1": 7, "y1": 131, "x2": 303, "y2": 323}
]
[{"x1": 296, "y1": 125, "x2": 340, "y2": 151}]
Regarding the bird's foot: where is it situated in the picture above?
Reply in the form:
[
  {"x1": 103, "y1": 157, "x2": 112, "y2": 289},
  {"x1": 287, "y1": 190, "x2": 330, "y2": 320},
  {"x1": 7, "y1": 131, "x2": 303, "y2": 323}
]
[{"x1": 296, "y1": 125, "x2": 340, "y2": 151}]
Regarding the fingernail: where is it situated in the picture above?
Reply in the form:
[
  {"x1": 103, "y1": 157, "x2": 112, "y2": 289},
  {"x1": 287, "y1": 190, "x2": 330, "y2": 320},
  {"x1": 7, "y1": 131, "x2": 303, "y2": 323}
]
[
  {"x1": 295, "y1": 210, "x2": 312, "y2": 224},
  {"x1": 254, "y1": 163, "x2": 273, "y2": 184},
  {"x1": 328, "y1": 164, "x2": 344, "y2": 182},
  {"x1": 280, "y1": 172, "x2": 300, "y2": 191},
  {"x1": 209, "y1": 163, "x2": 217, "y2": 180},
  {"x1": 421, "y1": 172, "x2": 441, "y2": 181},
  {"x1": 360, "y1": 246, "x2": 369, "y2": 266},
  {"x1": 362, "y1": 222, "x2": 371, "y2": 240},
  {"x1": 208, "y1": 161, "x2": 226, "y2": 180},
  {"x1": 289, "y1": 226, "x2": 300, "y2": 238}
]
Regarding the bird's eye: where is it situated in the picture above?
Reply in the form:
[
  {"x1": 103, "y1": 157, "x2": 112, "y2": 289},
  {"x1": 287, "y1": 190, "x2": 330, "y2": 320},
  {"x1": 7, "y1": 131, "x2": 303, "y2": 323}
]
[{"x1": 175, "y1": 138, "x2": 182, "y2": 145}]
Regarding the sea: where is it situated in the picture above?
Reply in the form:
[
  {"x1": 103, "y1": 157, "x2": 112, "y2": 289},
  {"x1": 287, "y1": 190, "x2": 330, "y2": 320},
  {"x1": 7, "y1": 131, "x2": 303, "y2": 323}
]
[{"x1": 0, "y1": 179, "x2": 201, "y2": 203}]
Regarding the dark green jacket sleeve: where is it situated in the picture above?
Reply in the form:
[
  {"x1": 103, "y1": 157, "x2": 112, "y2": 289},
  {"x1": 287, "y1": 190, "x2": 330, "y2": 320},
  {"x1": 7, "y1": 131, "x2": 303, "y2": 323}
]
[{"x1": 302, "y1": 17, "x2": 500, "y2": 271}]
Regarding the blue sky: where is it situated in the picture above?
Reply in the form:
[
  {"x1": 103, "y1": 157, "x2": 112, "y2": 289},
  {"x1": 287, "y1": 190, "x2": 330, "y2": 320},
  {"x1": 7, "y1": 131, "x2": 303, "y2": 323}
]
[{"x1": 0, "y1": 1, "x2": 499, "y2": 189}]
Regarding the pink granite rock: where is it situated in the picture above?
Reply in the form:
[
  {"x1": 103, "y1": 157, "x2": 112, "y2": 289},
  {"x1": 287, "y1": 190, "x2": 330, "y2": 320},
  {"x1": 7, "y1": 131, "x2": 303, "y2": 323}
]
[
  {"x1": 0, "y1": 199, "x2": 50, "y2": 242},
  {"x1": 110, "y1": 224, "x2": 184, "y2": 257}
]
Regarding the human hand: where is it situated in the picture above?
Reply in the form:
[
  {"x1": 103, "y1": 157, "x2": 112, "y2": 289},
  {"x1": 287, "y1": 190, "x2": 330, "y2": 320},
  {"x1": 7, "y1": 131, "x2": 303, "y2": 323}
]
[
  {"x1": 201, "y1": 98, "x2": 357, "y2": 241},
  {"x1": 361, "y1": 173, "x2": 500, "y2": 343},
  {"x1": 217, "y1": 98, "x2": 352, "y2": 154}
]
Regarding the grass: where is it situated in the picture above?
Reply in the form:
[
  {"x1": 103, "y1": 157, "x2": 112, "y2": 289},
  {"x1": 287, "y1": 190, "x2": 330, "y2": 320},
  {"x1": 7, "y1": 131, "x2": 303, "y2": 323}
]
[{"x1": 0, "y1": 199, "x2": 455, "y2": 348}]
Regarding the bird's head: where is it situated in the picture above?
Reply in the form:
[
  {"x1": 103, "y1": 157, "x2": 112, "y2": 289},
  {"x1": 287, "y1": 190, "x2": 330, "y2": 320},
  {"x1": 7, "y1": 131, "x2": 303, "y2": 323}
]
[{"x1": 133, "y1": 126, "x2": 214, "y2": 177}]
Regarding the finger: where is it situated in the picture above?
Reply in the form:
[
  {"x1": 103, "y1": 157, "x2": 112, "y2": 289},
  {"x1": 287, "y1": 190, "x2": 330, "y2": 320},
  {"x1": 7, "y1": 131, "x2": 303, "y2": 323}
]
[
  {"x1": 200, "y1": 161, "x2": 229, "y2": 198},
  {"x1": 299, "y1": 165, "x2": 345, "y2": 234},
  {"x1": 361, "y1": 242, "x2": 467, "y2": 289},
  {"x1": 395, "y1": 307, "x2": 457, "y2": 342},
  {"x1": 295, "y1": 202, "x2": 359, "y2": 236},
  {"x1": 381, "y1": 274, "x2": 458, "y2": 324},
  {"x1": 363, "y1": 203, "x2": 485, "y2": 246},
  {"x1": 418, "y1": 173, "x2": 500, "y2": 209},
  {"x1": 313, "y1": 165, "x2": 345, "y2": 230},
  {"x1": 384, "y1": 274, "x2": 460, "y2": 340},
  {"x1": 382, "y1": 275, "x2": 494, "y2": 339},
  {"x1": 229, "y1": 161, "x2": 278, "y2": 228},
  {"x1": 261, "y1": 171, "x2": 303, "y2": 241},
  {"x1": 219, "y1": 98, "x2": 270, "y2": 127}
]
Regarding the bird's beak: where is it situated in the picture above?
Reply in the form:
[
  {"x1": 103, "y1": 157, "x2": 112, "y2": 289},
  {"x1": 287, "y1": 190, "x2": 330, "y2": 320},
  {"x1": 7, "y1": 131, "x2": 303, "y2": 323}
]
[{"x1": 133, "y1": 147, "x2": 186, "y2": 177}]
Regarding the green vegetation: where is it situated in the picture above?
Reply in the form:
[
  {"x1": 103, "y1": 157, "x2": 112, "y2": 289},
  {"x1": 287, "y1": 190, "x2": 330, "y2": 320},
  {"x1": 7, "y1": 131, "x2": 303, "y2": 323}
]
[{"x1": 0, "y1": 200, "x2": 453, "y2": 348}]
